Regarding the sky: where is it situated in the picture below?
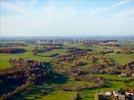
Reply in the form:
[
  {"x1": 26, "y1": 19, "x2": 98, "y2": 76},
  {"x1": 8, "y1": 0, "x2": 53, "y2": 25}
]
[{"x1": 0, "y1": 0, "x2": 134, "y2": 37}]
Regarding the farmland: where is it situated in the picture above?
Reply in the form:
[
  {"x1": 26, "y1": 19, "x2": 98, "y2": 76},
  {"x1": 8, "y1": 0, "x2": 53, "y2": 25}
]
[{"x1": 0, "y1": 37, "x2": 134, "y2": 100}]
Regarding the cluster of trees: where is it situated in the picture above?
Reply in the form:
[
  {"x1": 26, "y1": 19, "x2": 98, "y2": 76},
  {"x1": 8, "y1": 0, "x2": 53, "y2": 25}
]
[
  {"x1": 100, "y1": 47, "x2": 134, "y2": 55},
  {"x1": 67, "y1": 47, "x2": 87, "y2": 57},
  {"x1": 121, "y1": 48, "x2": 134, "y2": 54},
  {"x1": 84, "y1": 40, "x2": 117, "y2": 46},
  {"x1": 0, "y1": 43, "x2": 27, "y2": 48},
  {"x1": 32, "y1": 45, "x2": 62, "y2": 55},
  {"x1": 0, "y1": 58, "x2": 52, "y2": 100},
  {"x1": 44, "y1": 46, "x2": 62, "y2": 51},
  {"x1": 90, "y1": 59, "x2": 134, "y2": 76},
  {"x1": 99, "y1": 50, "x2": 114, "y2": 55},
  {"x1": 58, "y1": 53, "x2": 75, "y2": 62},
  {"x1": 67, "y1": 48, "x2": 83, "y2": 53},
  {"x1": 100, "y1": 42, "x2": 120, "y2": 47},
  {"x1": 0, "y1": 48, "x2": 25, "y2": 54},
  {"x1": 73, "y1": 61, "x2": 87, "y2": 66},
  {"x1": 32, "y1": 48, "x2": 40, "y2": 55},
  {"x1": 57, "y1": 48, "x2": 90, "y2": 62}
]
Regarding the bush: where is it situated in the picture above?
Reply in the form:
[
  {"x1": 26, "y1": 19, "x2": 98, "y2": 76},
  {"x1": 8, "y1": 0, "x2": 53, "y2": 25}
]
[{"x1": 0, "y1": 48, "x2": 25, "y2": 54}]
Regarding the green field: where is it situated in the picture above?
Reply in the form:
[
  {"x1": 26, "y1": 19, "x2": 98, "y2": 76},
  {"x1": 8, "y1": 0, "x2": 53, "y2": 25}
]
[
  {"x1": 0, "y1": 46, "x2": 67, "y2": 69},
  {"x1": 106, "y1": 53, "x2": 134, "y2": 65},
  {"x1": 24, "y1": 91, "x2": 74, "y2": 100}
]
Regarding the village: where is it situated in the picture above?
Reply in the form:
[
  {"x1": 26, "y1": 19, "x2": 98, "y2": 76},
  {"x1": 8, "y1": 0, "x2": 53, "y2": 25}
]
[{"x1": 96, "y1": 89, "x2": 134, "y2": 100}]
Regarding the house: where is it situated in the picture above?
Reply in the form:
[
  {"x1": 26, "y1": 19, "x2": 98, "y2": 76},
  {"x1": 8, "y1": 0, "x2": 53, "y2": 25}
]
[
  {"x1": 96, "y1": 89, "x2": 134, "y2": 100},
  {"x1": 113, "y1": 90, "x2": 119, "y2": 97},
  {"x1": 119, "y1": 73, "x2": 127, "y2": 77},
  {"x1": 105, "y1": 92, "x2": 112, "y2": 96},
  {"x1": 125, "y1": 91, "x2": 134, "y2": 96},
  {"x1": 131, "y1": 73, "x2": 134, "y2": 77}
]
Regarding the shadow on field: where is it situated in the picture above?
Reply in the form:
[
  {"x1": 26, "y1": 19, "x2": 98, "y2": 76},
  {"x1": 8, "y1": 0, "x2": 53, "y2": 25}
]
[
  {"x1": 12, "y1": 85, "x2": 53, "y2": 100},
  {"x1": 46, "y1": 73, "x2": 68, "y2": 84},
  {"x1": 12, "y1": 74, "x2": 68, "y2": 100}
]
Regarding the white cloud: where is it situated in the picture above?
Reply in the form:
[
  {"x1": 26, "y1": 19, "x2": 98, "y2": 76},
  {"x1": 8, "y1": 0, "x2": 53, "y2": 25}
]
[
  {"x1": 0, "y1": 1, "x2": 134, "y2": 36},
  {"x1": 112, "y1": 0, "x2": 132, "y2": 8}
]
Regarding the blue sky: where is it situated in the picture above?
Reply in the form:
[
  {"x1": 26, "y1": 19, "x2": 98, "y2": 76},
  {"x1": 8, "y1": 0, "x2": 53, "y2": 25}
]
[{"x1": 0, "y1": 0, "x2": 134, "y2": 36}]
